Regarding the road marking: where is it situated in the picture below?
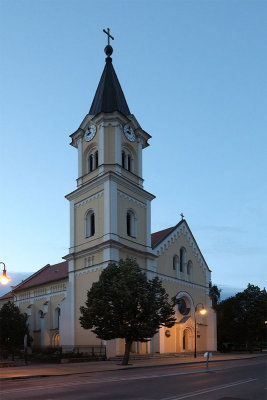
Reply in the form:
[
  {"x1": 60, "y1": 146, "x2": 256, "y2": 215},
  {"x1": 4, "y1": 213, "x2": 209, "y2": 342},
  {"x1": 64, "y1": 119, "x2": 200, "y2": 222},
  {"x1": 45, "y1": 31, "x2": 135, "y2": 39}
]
[
  {"x1": 0, "y1": 372, "x2": 256, "y2": 395},
  {"x1": 1, "y1": 368, "x2": 217, "y2": 394},
  {"x1": 161, "y1": 378, "x2": 257, "y2": 400}
]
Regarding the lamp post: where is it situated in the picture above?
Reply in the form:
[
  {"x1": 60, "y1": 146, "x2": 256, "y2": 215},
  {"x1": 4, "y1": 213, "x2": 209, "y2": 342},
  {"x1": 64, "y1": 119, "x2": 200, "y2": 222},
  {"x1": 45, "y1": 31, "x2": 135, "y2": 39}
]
[
  {"x1": 194, "y1": 303, "x2": 207, "y2": 358},
  {"x1": 0, "y1": 262, "x2": 10, "y2": 285}
]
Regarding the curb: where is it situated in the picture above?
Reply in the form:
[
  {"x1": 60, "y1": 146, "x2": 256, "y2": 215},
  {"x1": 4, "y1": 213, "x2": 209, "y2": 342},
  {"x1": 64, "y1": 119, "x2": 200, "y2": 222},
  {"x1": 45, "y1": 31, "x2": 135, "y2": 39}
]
[{"x1": 0, "y1": 354, "x2": 265, "y2": 382}]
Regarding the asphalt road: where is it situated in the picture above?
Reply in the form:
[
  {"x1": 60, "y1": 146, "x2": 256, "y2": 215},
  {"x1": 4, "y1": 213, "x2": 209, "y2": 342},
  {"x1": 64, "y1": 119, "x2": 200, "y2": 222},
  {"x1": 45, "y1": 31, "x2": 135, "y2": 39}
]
[{"x1": 1, "y1": 357, "x2": 266, "y2": 400}]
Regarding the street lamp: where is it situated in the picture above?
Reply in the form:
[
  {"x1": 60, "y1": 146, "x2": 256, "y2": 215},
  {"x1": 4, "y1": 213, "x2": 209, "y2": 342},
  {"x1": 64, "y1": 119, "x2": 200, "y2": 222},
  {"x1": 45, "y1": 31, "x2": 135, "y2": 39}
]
[
  {"x1": 0, "y1": 262, "x2": 10, "y2": 285},
  {"x1": 194, "y1": 303, "x2": 207, "y2": 358}
]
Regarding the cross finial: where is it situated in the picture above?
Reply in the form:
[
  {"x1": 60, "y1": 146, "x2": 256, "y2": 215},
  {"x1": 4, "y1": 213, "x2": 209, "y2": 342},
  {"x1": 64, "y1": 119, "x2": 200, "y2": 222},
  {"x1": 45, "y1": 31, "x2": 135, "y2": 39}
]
[
  {"x1": 180, "y1": 213, "x2": 184, "y2": 220},
  {"x1": 103, "y1": 28, "x2": 114, "y2": 46}
]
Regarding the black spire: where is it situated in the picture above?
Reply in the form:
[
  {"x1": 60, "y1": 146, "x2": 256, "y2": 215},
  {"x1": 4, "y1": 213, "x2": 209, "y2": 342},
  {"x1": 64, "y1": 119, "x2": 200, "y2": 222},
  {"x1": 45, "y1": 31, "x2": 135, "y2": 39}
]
[{"x1": 89, "y1": 29, "x2": 131, "y2": 116}]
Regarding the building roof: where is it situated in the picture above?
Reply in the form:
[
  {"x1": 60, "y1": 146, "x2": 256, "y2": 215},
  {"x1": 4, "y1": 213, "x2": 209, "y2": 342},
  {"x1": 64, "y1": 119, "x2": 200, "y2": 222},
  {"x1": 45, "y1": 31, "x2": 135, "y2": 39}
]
[
  {"x1": 0, "y1": 261, "x2": 68, "y2": 300},
  {"x1": 0, "y1": 291, "x2": 13, "y2": 300},
  {"x1": 89, "y1": 56, "x2": 131, "y2": 117},
  {"x1": 151, "y1": 226, "x2": 175, "y2": 248}
]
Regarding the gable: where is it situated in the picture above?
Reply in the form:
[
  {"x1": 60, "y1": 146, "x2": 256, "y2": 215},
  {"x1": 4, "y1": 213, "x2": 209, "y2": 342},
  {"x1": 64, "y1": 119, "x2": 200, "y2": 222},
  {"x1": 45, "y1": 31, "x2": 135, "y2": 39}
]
[{"x1": 152, "y1": 220, "x2": 210, "y2": 277}]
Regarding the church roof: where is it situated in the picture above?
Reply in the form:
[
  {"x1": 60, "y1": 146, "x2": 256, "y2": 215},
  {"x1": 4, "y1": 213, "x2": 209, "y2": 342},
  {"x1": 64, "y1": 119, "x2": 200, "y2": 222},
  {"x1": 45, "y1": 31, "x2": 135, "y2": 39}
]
[
  {"x1": 89, "y1": 56, "x2": 131, "y2": 116},
  {"x1": 151, "y1": 226, "x2": 175, "y2": 248},
  {"x1": 0, "y1": 261, "x2": 68, "y2": 300}
]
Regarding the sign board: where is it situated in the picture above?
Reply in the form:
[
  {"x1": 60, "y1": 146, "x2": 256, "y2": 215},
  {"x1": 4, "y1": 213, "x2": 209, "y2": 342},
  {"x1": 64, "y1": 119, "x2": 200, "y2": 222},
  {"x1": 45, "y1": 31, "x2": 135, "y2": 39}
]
[{"x1": 204, "y1": 352, "x2": 212, "y2": 359}]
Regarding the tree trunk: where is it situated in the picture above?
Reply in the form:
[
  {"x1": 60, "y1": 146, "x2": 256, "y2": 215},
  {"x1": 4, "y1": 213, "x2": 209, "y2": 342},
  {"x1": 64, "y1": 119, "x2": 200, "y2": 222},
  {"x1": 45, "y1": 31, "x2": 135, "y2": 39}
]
[{"x1": 122, "y1": 340, "x2": 132, "y2": 365}]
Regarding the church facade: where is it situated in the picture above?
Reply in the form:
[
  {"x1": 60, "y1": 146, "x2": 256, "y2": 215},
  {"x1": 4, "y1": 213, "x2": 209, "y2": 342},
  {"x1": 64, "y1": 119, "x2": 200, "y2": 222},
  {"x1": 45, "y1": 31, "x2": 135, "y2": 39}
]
[{"x1": 0, "y1": 40, "x2": 217, "y2": 356}]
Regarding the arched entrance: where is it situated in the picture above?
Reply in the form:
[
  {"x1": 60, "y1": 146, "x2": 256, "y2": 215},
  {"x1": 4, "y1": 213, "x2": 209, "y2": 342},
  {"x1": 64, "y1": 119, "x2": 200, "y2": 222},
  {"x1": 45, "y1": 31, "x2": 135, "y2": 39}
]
[
  {"x1": 52, "y1": 332, "x2": 59, "y2": 347},
  {"x1": 182, "y1": 328, "x2": 193, "y2": 351}
]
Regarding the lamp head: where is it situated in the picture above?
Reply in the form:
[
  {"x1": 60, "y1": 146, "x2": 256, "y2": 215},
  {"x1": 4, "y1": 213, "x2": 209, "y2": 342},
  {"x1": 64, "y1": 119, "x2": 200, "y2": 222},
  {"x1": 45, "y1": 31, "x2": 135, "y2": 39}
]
[
  {"x1": 199, "y1": 308, "x2": 207, "y2": 315},
  {"x1": 0, "y1": 267, "x2": 10, "y2": 285}
]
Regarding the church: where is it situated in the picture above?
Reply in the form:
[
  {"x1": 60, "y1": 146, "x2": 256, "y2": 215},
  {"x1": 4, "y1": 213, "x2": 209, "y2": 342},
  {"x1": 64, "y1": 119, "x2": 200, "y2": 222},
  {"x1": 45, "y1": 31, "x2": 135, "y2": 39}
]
[{"x1": 0, "y1": 33, "x2": 217, "y2": 357}]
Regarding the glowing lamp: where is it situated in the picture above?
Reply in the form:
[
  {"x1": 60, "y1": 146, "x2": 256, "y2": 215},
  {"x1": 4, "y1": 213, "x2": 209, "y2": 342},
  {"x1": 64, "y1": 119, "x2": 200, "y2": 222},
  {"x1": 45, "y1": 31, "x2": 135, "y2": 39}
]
[{"x1": 0, "y1": 262, "x2": 10, "y2": 285}]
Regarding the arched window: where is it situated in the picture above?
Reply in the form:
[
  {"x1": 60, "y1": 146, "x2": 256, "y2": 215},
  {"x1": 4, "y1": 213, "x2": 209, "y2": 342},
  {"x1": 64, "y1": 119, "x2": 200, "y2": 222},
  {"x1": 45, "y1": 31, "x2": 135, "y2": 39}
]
[
  {"x1": 54, "y1": 307, "x2": 60, "y2": 330},
  {"x1": 87, "y1": 148, "x2": 99, "y2": 173},
  {"x1": 187, "y1": 260, "x2": 192, "y2": 275},
  {"x1": 95, "y1": 151, "x2": 98, "y2": 168},
  {"x1": 187, "y1": 260, "x2": 193, "y2": 281},
  {"x1": 89, "y1": 154, "x2": 93, "y2": 172},
  {"x1": 173, "y1": 255, "x2": 179, "y2": 270},
  {"x1": 85, "y1": 210, "x2": 95, "y2": 237},
  {"x1": 122, "y1": 151, "x2": 125, "y2": 168},
  {"x1": 179, "y1": 247, "x2": 187, "y2": 273},
  {"x1": 126, "y1": 210, "x2": 136, "y2": 237},
  {"x1": 121, "y1": 148, "x2": 134, "y2": 172}
]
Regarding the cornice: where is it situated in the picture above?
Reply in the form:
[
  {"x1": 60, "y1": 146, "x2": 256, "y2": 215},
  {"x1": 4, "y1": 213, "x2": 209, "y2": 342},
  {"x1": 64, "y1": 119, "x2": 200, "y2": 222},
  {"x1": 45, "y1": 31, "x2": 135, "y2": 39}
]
[
  {"x1": 64, "y1": 238, "x2": 156, "y2": 262},
  {"x1": 118, "y1": 190, "x2": 146, "y2": 208},
  {"x1": 146, "y1": 268, "x2": 208, "y2": 291},
  {"x1": 66, "y1": 171, "x2": 155, "y2": 202},
  {"x1": 74, "y1": 190, "x2": 104, "y2": 208}
]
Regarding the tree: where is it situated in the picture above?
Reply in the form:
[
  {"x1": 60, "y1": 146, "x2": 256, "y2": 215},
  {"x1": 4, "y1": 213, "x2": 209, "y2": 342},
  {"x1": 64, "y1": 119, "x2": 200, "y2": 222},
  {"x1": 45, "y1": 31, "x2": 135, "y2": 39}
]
[
  {"x1": 80, "y1": 258, "x2": 176, "y2": 365},
  {"x1": 217, "y1": 284, "x2": 267, "y2": 351},
  {"x1": 209, "y1": 281, "x2": 221, "y2": 308},
  {"x1": 0, "y1": 301, "x2": 30, "y2": 358}
]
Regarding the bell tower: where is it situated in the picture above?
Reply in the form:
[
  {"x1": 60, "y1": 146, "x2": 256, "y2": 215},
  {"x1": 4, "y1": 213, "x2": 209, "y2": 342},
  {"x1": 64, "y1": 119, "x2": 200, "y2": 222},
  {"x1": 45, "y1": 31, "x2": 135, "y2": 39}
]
[{"x1": 62, "y1": 31, "x2": 156, "y2": 347}]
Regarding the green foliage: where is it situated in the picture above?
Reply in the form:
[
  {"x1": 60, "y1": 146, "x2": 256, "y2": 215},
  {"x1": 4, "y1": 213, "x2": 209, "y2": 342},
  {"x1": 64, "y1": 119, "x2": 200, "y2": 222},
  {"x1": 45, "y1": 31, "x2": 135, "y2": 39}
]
[
  {"x1": 80, "y1": 258, "x2": 176, "y2": 364},
  {"x1": 0, "y1": 301, "x2": 29, "y2": 348},
  {"x1": 217, "y1": 284, "x2": 267, "y2": 350},
  {"x1": 209, "y1": 281, "x2": 221, "y2": 308}
]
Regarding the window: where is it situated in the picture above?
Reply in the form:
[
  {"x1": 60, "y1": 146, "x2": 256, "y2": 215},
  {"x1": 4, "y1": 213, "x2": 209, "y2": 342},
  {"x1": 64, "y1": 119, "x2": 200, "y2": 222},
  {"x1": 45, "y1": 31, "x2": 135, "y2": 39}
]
[
  {"x1": 178, "y1": 298, "x2": 190, "y2": 316},
  {"x1": 87, "y1": 148, "x2": 99, "y2": 173},
  {"x1": 180, "y1": 247, "x2": 187, "y2": 272},
  {"x1": 95, "y1": 151, "x2": 98, "y2": 168},
  {"x1": 54, "y1": 307, "x2": 60, "y2": 329},
  {"x1": 126, "y1": 210, "x2": 136, "y2": 237},
  {"x1": 121, "y1": 148, "x2": 133, "y2": 172},
  {"x1": 173, "y1": 255, "x2": 179, "y2": 270},
  {"x1": 85, "y1": 210, "x2": 95, "y2": 237},
  {"x1": 187, "y1": 260, "x2": 192, "y2": 275}
]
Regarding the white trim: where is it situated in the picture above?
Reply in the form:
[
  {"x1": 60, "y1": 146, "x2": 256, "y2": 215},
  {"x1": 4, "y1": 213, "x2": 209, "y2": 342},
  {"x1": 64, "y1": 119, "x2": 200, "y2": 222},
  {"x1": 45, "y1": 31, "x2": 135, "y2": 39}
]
[
  {"x1": 74, "y1": 190, "x2": 104, "y2": 208},
  {"x1": 70, "y1": 199, "x2": 75, "y2": 251},
  {"x1": 66, "y1": 170, "x2": 155, "y2": 203},
  {"x1": 118, "y1": 190, "x2": 146, "y2": 208},
  {"x1": 146, "y1": 199, "x2": 151, "y2": 248},
  {"x1": 146, "y1": 268, "x2": 208, "y2": 291},
  {"x1": 137, "y1": 138, "x2": 142, "y2": 178},
  {"x1": 77, "y1": 138, "x2": 83, "y2": 179},
  {"x1": 104, "y1": 180, "x2": 118, "y2": 241},
  {"x1": 67, "y1": 266, "x2": 75, "y2": 346},
  {"x1": 115, "y1": 125, "x2": 122, "y2": 165},
  {"x1": 98, "y1": 125, "x2": 104, "y2": 165}
]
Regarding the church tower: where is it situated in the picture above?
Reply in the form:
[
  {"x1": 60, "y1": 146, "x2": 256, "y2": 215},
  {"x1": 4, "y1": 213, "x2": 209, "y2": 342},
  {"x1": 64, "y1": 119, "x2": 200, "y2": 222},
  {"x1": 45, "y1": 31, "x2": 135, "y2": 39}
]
[{"x1": 61, "y1": 32, "x2": 156, "y2": 347}]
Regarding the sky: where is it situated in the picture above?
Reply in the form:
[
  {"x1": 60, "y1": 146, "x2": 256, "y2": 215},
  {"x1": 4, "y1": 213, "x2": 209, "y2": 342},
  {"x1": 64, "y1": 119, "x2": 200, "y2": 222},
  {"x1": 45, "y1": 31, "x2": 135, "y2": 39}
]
[{"x1": 0, "y1": 0, "x2": 266, "y2": 299}]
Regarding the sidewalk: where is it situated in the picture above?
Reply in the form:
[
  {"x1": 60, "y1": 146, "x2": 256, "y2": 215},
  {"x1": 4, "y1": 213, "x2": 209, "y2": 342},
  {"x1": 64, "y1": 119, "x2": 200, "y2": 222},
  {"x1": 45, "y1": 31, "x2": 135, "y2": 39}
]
[{"x1": 0, "y1": 353, "x2": 265, "y2": 381}]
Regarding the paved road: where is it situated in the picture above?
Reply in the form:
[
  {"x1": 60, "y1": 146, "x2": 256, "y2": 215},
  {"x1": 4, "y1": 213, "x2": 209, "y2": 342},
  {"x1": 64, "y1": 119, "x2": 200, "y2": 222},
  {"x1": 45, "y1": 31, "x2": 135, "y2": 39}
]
[{"x1": 0, "y1": 357, "x2": 266, "y2": 399}]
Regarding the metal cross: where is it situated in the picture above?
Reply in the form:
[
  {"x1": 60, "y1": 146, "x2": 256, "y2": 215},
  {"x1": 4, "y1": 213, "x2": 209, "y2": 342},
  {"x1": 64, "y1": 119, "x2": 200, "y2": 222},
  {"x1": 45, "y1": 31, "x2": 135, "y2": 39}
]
[
  {"x1": 103, "y1": 28, "x2": 114, "y2": 45},
  {"x1": 180, "y1": 213, "x2": 184, "y2": 220}
]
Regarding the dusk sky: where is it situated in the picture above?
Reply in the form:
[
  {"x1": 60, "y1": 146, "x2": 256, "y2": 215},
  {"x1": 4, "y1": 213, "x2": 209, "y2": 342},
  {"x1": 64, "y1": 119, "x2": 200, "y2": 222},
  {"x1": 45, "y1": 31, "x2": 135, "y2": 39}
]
[{"x1": 0, "y1": 0, "x2": 266, "y2": 298}]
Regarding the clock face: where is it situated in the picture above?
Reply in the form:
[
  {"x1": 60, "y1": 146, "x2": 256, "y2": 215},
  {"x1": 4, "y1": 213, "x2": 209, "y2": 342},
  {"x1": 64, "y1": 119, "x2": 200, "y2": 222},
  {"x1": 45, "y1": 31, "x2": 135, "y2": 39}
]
[
  {"x1": 84, "y1": 125, "x2": 96, "y2": 142},
  {"x1": 124, "y1": 125, "x2": 136, "y2": 142}
]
